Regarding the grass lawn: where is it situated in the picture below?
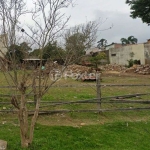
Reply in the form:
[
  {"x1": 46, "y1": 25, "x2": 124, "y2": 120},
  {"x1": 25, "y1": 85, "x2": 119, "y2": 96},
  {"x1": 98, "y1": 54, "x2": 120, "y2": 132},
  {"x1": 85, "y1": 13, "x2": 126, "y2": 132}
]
[
  {"x1": 1, "y1": 71, "x2": 150, "y2": 149},
  {"x1": 0, "y1": 120, "x2": 150, "y2": 150}
]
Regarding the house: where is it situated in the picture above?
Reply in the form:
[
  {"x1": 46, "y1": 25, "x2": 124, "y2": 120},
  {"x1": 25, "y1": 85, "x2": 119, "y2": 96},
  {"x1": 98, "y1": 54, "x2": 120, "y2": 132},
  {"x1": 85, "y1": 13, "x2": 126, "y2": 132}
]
[
  {"x1": 109, "y1": 40, "x2": 150, "y2": 65},
  {"x1": 105, "y1": 43, "x2": 122, "y2": 50},
  {"x1": 22, "y1": 58, "x2": 47, "y2": 69},
  {"x1": 86, "y1": 47, "x2": 101, "y2": 55}
]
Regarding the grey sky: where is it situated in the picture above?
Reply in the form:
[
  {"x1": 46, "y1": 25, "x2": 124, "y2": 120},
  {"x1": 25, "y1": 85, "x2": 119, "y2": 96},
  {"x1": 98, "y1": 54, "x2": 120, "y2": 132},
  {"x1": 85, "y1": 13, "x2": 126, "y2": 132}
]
[{"x1": 65, "y1": 0, "x2": 150, "y2": 45}]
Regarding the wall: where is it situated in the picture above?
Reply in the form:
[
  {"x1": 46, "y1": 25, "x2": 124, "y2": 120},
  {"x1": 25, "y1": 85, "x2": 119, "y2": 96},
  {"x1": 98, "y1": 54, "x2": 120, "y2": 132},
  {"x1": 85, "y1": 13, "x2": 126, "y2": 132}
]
[
  {"x1": 109, "y1": 44, "x2": 145, "y2": 65},
  {"x1": 105, "y1": 43, "x2": 122, "y2": 50},
  {"x1": 144, "y1": 43, "x2": 150, "y2": 64},
  {"x1": 105, "y1": 44, "x2": 114, "y2": 50},
  {"x1": 86, "y1": 47, "x2": 100, "y2": 55}
]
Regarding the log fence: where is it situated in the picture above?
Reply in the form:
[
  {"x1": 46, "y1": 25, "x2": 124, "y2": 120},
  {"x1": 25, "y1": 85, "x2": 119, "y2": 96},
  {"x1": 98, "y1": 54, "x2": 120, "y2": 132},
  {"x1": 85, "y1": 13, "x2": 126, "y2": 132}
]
[{"x1": 1, "y1": 73, "x2": 150, "y2": 114}]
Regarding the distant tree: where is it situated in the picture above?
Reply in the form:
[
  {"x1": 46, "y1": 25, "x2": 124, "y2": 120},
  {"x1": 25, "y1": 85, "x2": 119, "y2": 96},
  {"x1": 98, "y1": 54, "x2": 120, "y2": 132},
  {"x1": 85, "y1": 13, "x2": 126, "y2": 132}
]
[
  {"x1": 65, "y1": 21, "x2": 98, "y2": 64},
  {"x1": 30, "y1": 42, "x2": 65, "y2": 64},
  {"x1": 97, "y1": 39, "x2": 107, "y2": 49},
  {"x1": 42, "y1": 41, "x2": 65, "y2": 61},
  {"x1": 20, "y1": 42, "x2": 32, "y2": 52},
  {"x1": 65, "y1": 33, "x2": 86, "y2": 63},
  {"x1": 121, "y1": 38, "x2": 129, "y2": 45},
  {"x1": 128, "y1": 36, "x2": 138, "y2": 44},
  {"x1": 90, "y1": 52, "x2": 106, "y2": 69},
  {"x1": 6, "y1": 44, "x2": 26, "y2": 64},
  {"x1": 121, "y1": 36, "x2": 138, "y2": 45},
  {"x1": 126, "y1": 0, "x2": 150, "y2": 25},
  {"x1": 29, "y1": 49, "x2": 40, "y2": 58}
]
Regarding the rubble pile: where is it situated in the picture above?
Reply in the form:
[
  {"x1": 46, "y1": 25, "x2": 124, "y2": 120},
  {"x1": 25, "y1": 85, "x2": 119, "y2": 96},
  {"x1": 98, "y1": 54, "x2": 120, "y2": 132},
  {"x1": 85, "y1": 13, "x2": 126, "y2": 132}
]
[
  {"x1": 125, "y1": 64, "x2": 150, "y2": 75},
  {"x1": 66, "y1": 64, "x2": 150, "y2": 75},
  {"x1": 100, "y1": 64, "x2": 127, "y2": 72},
  {"x1": 100, "y1": 64, "x2": 150, "y2": 75},
  {"x1": 66, "y1": 64, "x2": 92, "y2": 73}
]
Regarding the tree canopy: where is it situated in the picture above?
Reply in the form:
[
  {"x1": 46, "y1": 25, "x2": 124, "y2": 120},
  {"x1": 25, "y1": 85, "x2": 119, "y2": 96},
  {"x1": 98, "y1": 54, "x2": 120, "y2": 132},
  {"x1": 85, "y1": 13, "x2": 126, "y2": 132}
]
[
  {"x1": 42, "y1": 42, "x2": 65, "y2": 62},
  {"x1": 121, "y1": 36, "x2": 138, "y2": 45},
  {"x1": 65, "y1": 32, "x2": 86, "y2": 64},
  {"x1": 30, "y1": 42, "x2": 65, "y2": 62},
  {"x1": 65, "y1": 21, "x2": 98, "y2": 64},
  {"x1": 90, "y1": 52, "x2": 106, "y2": 69},
  {"x1": 6, "y1": 42, "x2": 31, "y2": 63},
  {"x1": 97, "y1": 39, "x2": 107, "y2": 49},
  {"x1": 126, "y1": 0, "x2": 150, "y2": 25}
]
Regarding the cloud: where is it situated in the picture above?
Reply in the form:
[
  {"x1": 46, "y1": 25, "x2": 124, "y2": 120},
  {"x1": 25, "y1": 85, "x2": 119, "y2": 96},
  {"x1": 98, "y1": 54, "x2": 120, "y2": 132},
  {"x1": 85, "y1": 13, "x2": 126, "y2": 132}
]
[{"x1": 95, "y1": 10, "x2": 150, "y2": 44}]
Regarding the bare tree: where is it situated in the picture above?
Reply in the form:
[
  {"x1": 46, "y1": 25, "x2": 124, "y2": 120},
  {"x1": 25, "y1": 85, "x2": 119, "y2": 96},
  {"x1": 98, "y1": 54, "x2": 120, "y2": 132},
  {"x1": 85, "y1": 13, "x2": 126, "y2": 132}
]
[{"x1": 0, "y1": 0, "x2": 73, "y2": 148}]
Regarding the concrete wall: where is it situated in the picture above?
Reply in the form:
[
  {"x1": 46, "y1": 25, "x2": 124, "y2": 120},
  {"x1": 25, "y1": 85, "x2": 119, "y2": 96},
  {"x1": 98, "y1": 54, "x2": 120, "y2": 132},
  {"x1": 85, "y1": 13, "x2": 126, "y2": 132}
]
[
  {"x1": 105, "y1": 43, "x2": 122, "y2": 50},
  {"x1": 86, "y1": 48, "x2": 100, "y2": 55},
  {"x1": 144, "y1": 43, "x2": 150, "y2": 64},
  {"x1": 109, "y1": 44, "x2": 145, "y2": 65}
]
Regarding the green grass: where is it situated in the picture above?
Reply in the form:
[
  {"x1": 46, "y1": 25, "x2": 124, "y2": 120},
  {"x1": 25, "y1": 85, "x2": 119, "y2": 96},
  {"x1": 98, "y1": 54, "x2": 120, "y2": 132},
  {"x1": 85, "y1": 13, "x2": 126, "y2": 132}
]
[
  {"x1": 1, "y1": 72, "x2": 150, "y2": 149},
  {"x1": 0, "y1": 121, "x2": 150, "y2": 150}
]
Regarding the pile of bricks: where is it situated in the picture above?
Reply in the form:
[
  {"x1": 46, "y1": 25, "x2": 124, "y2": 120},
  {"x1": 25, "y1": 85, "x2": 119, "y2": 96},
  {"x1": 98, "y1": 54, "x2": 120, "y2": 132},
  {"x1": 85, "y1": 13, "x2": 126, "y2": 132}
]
[
  {"x1": 66, "y1": 64, "x2": 150, "y2": 75},
  {"x1": 100, "y1": 64, "x2": 127, "y2": 72},
  {"x1": 125, "y1": 64, "x2": 150, "y2": 75},
  {"x1": 67, "y1": 64, "x2": 92, "y2": 73}
]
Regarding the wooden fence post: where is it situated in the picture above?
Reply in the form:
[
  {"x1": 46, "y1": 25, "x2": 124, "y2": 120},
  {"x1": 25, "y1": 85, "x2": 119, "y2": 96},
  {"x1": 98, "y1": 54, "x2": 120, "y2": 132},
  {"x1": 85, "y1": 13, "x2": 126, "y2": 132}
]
[{"x1": 96, "y1": 72, "x2": 101, "y2": 111}]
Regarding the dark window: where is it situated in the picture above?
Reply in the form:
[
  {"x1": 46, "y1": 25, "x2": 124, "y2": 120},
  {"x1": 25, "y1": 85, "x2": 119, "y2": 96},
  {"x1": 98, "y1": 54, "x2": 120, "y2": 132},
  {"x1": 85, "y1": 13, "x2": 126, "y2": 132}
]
[{"x1": 111, "y1": 54, "x2": 116, "y2": 56}]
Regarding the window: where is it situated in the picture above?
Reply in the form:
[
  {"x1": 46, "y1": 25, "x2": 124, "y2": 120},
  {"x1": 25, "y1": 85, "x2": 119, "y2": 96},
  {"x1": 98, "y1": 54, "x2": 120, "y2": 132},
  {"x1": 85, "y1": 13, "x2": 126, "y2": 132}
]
[{"x1": 111, "y1": 54, "x2": 116, "y2": 56}]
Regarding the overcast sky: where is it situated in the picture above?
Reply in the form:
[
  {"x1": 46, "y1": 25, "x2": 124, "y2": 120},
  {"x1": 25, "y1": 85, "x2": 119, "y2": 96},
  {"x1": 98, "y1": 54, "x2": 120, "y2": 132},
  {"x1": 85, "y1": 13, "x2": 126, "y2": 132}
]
[{"x1": 65, "y1": 0, "x2": 150, "y2": 46}]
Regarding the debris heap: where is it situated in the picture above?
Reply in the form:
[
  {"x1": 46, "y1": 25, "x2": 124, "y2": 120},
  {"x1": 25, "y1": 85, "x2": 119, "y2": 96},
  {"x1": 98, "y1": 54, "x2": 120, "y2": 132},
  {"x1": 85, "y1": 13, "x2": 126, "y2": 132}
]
[
  {"x1": 126, "y1": 64, "x2": 150, "y2": 75},
  {"x1": 103, "y1": 64, "x2": 150, "y2": 75},
  {"x1": 66, "y1": 64, "x2": 92, "y2": 73},
  {"x1": 100, "y1": 64, "x2": 127, "y2": 72}
]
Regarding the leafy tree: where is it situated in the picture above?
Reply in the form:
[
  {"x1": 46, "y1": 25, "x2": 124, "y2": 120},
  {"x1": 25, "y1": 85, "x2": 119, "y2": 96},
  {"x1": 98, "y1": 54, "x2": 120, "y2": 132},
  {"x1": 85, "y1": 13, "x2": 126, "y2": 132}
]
[
  {"x1": 97, "y1": 38, "x2": 107, "y2": 49},
  {"x1": 6, "y1": 44, "x2": 25, "y2": 64},
  {"x1": 65, "y1": 21, "x2": 98, "y2": 64},
  {"x1": 42, "y1": 42, "x2": 65, "y2": 61},
  {"x1": 90, "y1": 52, "x2": 106, "y2": 69},
  {"x1": 128, "y1": 36, "x2": 138, "y2": 44},
  {"x1": 6, "y1": 42, "x2": 31, "y2": 63},
  {"x1": 20, "y1": 42, "x2": 32, "y2": 52},
  {"x1": 30, "y1": 42, "x2": 65, "y2": 63},
  {"x1": 121, "y1": 38, "x2": 129, "y2": 45},
  {"x1": 65, "y1": 33, "x2": 86, "y2": 64},
  {"x1": 29, "y1": 49, "x2": 40, "y2": 58},
  {"x1": 126, "y1": 0, "x2": 150, "y2": 25},
  {"x1": 121, "y1": 36, "x2": 138, "y2": 45}
]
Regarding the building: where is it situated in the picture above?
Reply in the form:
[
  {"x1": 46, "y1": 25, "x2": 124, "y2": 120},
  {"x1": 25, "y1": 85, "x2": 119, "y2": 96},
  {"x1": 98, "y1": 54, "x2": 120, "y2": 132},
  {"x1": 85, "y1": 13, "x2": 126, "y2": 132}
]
[
  {"x1": 109, "y1": 40, "x2": 150, "y2": 65},
  {"x1": 105, "y1": 43, "x2": 122, "y2": 50},
  {"x1": 86, "y1": 47, "x2": 101, "y2": 55}
]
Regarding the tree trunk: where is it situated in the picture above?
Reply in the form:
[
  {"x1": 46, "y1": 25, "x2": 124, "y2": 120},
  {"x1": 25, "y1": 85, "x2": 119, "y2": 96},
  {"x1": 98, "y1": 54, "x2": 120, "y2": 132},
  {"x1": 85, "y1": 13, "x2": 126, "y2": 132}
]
[
  {"x1": 18, "y1": 94, "x2": 41, "y2": 147},
  {"x1": 18, "y1": 93, "x2": 29, "y2": 148},
  {"x1": 29, "y1": 97, "x2": 41, "y2": 144}
]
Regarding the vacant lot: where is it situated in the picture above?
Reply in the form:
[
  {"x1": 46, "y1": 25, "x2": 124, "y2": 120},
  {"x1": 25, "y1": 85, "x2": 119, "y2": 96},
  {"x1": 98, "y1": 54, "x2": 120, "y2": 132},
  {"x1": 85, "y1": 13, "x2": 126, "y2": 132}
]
[{"x1": 0, "y1": 71, "x2": 150, "y2": 149}]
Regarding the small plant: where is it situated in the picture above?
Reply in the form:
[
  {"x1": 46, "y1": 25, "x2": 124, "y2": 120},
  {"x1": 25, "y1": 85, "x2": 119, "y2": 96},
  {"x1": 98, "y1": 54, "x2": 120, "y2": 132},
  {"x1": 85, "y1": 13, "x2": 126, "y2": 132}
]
[{"x1": 127, "y1": 59, "x2": 134, "y2": 67}]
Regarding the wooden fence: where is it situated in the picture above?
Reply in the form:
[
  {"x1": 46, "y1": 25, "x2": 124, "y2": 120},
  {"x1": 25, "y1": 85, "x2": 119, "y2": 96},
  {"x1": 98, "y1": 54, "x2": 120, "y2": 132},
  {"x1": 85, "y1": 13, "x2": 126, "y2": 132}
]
[{"x1": 1, "y1": 74, "x2": 150, "y2": 114}]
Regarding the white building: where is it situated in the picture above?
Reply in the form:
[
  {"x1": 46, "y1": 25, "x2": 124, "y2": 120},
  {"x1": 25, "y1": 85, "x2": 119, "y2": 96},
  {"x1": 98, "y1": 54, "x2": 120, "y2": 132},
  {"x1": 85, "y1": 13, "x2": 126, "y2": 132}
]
[{"x1": 109, "y1": 42, "x2": 150, "y2": 65}]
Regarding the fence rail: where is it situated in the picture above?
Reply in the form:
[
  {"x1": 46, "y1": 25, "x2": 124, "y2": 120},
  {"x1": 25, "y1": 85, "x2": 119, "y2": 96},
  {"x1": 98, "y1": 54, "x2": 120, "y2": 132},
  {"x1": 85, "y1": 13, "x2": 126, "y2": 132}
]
[{"x1": 1, "y1": 74, "x2": 150, "y2": 114}]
